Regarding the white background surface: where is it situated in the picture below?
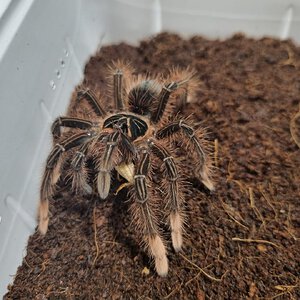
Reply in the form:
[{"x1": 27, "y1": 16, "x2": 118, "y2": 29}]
[{"x1": 0, "y1": 0, "x2": 299, "y2": 296}]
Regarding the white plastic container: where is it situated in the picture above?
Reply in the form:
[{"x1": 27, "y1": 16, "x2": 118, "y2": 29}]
[{"x1": 1, "y1": 0, "x2": 299, "y2": 296}]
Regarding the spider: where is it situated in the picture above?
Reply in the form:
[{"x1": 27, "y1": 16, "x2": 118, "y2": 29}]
[{"x1": 38, "y1": 62, "x2": 214, "y2": 276}]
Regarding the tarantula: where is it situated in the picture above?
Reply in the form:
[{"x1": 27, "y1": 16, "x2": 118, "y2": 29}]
[{"x1": 38, "y1": 62, "x2": 214, "y2": 276}]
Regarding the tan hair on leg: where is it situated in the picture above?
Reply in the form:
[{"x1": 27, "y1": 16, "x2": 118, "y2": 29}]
[
  {"x1": 38, "y1": 200, "x2": 49, "y2": 235},
  {"x1": 97, "y1": 170, "x2": 111, "y2": 199},
  {"x1": 149, "y1": 235, "x2": 168, "y2": 277},
  {"x1": 200, "y1": 164, "x2": 215, "y2": 192},
  {"x1": 97, "y1": 131, "x2": 120, "y2": 199},
  {"x1": 170, "y1": 212, "x2": 183, "y2": 252}
]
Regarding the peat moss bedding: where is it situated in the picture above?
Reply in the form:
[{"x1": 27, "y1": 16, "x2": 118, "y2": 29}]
[{"x1": 5, "y1": 33, "x2": 300, "y2": 299}]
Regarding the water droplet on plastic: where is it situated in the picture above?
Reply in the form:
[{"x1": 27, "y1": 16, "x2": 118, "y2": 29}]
[
  {"x1": 0, "y1": 216, "x2": 2, "y2": 224},
  {"x1": 56, "y1": 70, "x2": 61, "y2": 79},
  {"x1": 60, "y1": 59, "x2": 65, "y2": 68},
  {"x1": 50, "y1": 80, "x2": 56, "y2": 90},
  {"x1": 64, "y1": 49, "x2": 69, "y2": 57}
]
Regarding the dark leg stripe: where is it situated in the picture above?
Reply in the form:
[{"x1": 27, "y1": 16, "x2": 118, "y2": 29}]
[
  {"x1": 134, "y1": 151, "x2": 150, "y2": 203},
  {"x1": 51, "y1": 117, "x2": 93, "y2": 137}
]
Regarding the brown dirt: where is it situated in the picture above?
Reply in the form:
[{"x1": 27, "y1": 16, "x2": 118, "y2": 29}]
[{"x1": 5, "y1": 33, "x2": 300, "y2": 299}]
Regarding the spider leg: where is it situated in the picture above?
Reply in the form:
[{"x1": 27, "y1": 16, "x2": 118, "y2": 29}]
[
  {"x1": 148, "y1": 140, "x2": 184, "y2": 252},
  {"x1": 132, "y1": 149, "x2": 168, "y2": 276},
  {"x1": 151, "y1": 76, "x2": 193, "y2": 123},
  {"x1": 96, "y1": 131, "x2": 121, "y2": 199},
  {"x1": 151, "y1": 82, "x2": 178, "y2": 123},
  {"x1": 77, "y1": 87, "x2": 107, "y2": 117},
  {"x1": 166, "y1": 67, "x2": 198, "y2": 112},
  {"x1": 51, "y1": 116, "x2": 94, "y2": 139},
  {"x1": 67, "y1": 142, "x2": 92, "y2": 195},
  {"x1": 112, "y1": 68, "x2": 125, "y2": 110},
  {"x1": 156, "y1": 120, "x2": 214, "y2": 191},
  {"x1": 39, "y1": 131, "x2": 94, "y2": 234},
  {"x1": 95, "y1": 120, "x2": 137, "y2": 199},
  {"x1": 108, "y1": 61, "x2": 135, "y2": 111}
]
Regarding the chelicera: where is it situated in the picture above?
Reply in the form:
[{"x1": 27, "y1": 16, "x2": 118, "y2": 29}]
[{"x1": 38, "y1": 62, "x2": 214, "y2": 276}]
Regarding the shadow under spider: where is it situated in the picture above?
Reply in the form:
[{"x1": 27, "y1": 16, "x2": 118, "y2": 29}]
[
  {"x1": 109, "y1": 187, "x2": 177, "y2": 270},
  {"x1": 189, "y1": 176, "x2": 215, "y2": 194},
  {"x1": 109, "y1": 187, "x2": 142, "y2": 259}
]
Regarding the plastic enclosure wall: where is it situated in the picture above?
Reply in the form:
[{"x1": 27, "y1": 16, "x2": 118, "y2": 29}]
[{"x1": 0, "y1": 0, "x2": 299, "y2": 296}]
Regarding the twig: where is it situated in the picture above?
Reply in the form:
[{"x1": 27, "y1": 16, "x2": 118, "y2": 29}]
[
  {"x1": 258, "y1": 185, "x2": 278, "y2": 220},
  {"x1": 248, "y1": 187, "x2": 266, "y2": 228},
  {"x1": 226, "y1": 159, "x2": 245, "y2": 192},
  {"x1": 92, "y1": 207, "x2": 100, "y2": 266},
  {"x1": 221, "y1": 200, "x2": 249, "y2": 230},
  {"x1": 23, "y1": 257, "x2": 33, "y2": 269},
  {"x1": 269, "y1": 281, "x2": 300, "y2": 299},
  {"x1": 164, "y1": 283, "x2": 183, "y2": 299},
  {"x1": 185, "y1": 272, "x2": 201, "y2": 286},
  {"x1": 179, "y1": 253, "x2": 225, "y2": 282},
  {"x1": 214, "y1": 139, "x2": 219, "y2": 167},
  {"x1": 36, "y1": 258, "x2": 50, "y2": 279},
  {"x1": 274, "y1": 284, "x2": 299, "y2": 292},
  {"x1": 290, "y1": 106, "x2": 300, "y2": 149},
  {"x1": 285, "y1": 204, "x2": 299, "y2": 240},
  {"x1": 102, "y1": 240, "x2": 122, "y2": 246},
  {"x1": 41, "y1": 259, "x2": 50, "y2": 272},
  {"x1": 281, "y1": 44, "x2": 298, "y2": 67},
  {"x1": 232, "y1": 237, "x2": 280, "y2": 248},
  {"x1": 226, "y1": 211, "x2": 249, "y2": 230},
  {"x1": 248, "y1": 187, "x2": 255, "y2": 208}
]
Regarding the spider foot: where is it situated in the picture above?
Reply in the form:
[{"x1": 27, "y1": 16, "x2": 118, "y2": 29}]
[
  {"x1": 200, "y1": 173, "x2": 215, "y2": 192},
  {"x1": 97, "y1": 171, "x2": 111, "y2": 199},
  {"x1": 170, "y1": 212, "x2": 183, "y2": 252},
  {"x1": 200, "y1": 165, "x2": 215, "y2": 192},
  {"x1": 149, "y1": 235, "x2": 169, "y2": 277},
  {"x1": 82, "y1": 182, "x2": 93, "y2": 195},
  {"x1": 38, "y1": 200, "x2": 49, "y2": 235}
]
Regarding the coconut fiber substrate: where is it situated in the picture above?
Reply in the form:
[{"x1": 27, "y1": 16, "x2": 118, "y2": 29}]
[{"x1": 5, "y1": 33, "x2": 300, "y2": 299}]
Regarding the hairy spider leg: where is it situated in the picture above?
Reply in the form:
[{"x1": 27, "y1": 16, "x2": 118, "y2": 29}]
[
  {"x1": 148, "y1": 140, "x2": 184, "y2": 252},
  {"x1": 77, "y1": 88, "x2": 107, "y2": 117},
  {"x1": 176, "y1": 86, "x2": 188, "y2": 112},
  {"x1": 113, "y1": 68, "x2": 125, "y2": 110},
  {"x1": 151, "y1": 76, "x2": 193, "y2": 124},
  {"x1": 67, "y1": 142, "x2": 92, "y2": 195},
  {"x1": 109, "y1": 61, "x2": 136, "y2": 111},
  {"x1": 97, "y1": 131, "x2": 120, "y2": 199},
  {"x1": 39, "y1": 132, "x2": 94, "y2": 234},
  {"x1": 166, "y1": 67, "x2": 198, "y2": 112},
  {"x1": 156, "y1": 120, "x2": 214, "y2": 191},
  {"x1": 133, "y1": 149, "x2": 168, "y2": 276},
  {"x1": 51, "y1": 116, "x2": 94, "y2": 139},
  {"x1": 101, "y1": 114, "x2": 140, "y2": 196},
  {"x1": 113, "y1": 129, "x2": 137, "y2": 193},
  {"x1": 151, "y1": 82, "x2": 178, "y2": 124}
]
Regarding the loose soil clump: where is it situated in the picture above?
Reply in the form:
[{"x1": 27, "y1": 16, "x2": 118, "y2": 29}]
[{"x1": 5, "y1": 33, "x2": 300, "y2": 299}]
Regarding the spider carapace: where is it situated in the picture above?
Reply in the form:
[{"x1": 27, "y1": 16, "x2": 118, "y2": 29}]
[
  {"x1": 103, "y1": 113, "x2": 148, "y2": 140},
  {"x1": 38, "y1": 62, "x2": 214, "y2": 276}
]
